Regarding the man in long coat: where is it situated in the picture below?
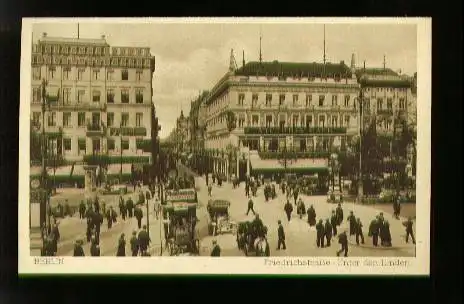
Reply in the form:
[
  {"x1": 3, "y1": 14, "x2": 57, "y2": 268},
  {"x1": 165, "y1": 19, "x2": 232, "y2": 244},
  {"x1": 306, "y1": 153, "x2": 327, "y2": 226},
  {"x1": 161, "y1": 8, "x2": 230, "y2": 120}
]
[
  {"x1": 325, "y1": 218, "x2": 333, "y2": 247},
  {"x1": 316, "y1": 219, "x2": 325, "y2": 248}
]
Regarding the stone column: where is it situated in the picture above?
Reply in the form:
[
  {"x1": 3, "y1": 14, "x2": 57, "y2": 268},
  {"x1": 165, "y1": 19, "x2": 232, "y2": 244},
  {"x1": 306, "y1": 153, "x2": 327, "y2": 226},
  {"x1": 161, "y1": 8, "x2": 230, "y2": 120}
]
[{"x1": 84, "y1": 165, "x2": 98, "y2": 199}]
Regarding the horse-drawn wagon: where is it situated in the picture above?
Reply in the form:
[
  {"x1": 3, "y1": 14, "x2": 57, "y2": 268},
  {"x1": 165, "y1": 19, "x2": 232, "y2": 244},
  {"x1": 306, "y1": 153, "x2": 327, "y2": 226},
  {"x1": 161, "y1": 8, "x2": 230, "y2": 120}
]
[
  {"x1": 207, "y1": 199, "x2": 237, "y2": 236},
  {"x1": 163, "y1": 202, "x2": 200, "y2": 256},
  {"x1": 236, "y1": 220, "x2": 269, "y2": 256}
]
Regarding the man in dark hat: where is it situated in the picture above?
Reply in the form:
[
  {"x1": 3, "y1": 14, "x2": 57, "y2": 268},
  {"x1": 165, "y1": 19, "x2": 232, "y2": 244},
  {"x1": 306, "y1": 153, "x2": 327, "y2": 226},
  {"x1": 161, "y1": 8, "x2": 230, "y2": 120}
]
[
  {"x1": 210, "y1": 240, "x2": 221, "y2": 257},
  {"x1": 119, "y1": 195, "x2": 127, "y2": 220},
  {"x1": 130, "y1": 231, "x2": 139, "y2": 256},
  {"x1": 307, "y1": 204, "x2": 316, "y2": 226},
  {"x1": 284, "y1": 200, "x2": 293, "y2": 222},
  {"x1": 347, "y1": 211, "x2": 357, "y2": 236},
  {"x1": 355, "y1": 217, "x2": 365, "y2": 245},
  {"x1": 116, "y1": 233, "x2": 126, "y2": 256},
  {"x1": 277, "y1": 220, "x2": 286, "y2": 250},
  {"x1": 246, "y1": 198, "x2": 255, "y2": 216},
  {"x1": 336, "y1": 231, "x2": 349, "y2": 257},
  {"x1": 330, "y1": 210, "x2": 338, "y2": 236},
  {"x1": 335, "y1": 203, "x2": 344, "y2": 226},
  {"x1": 137, "y1": 225, "x2": 150, "y2": 255},
  {"x1": 134, "y1": 205, "x2": 143, "y2": 229},
  {"x1": 325, "y1": 218, "x2": 333, "y2": 247},
  {"x1": 369, "y1": 216, "x2": 380, "y2": 247},
  {"x1": 403, "y1": 217, "x2": 416, "y2": 244},
  {"x1": 79, "y1": 200, "x2": 86, "y2": 219},
  {"x1": 316, "y1": 219, "x2": 325, "y2": 248},
  {"x1": 126, "y1": 196, "x2": 134, "y2": 218},
  {"x1": 73, "y1": 239, "x2": 85, "y2": 256}
]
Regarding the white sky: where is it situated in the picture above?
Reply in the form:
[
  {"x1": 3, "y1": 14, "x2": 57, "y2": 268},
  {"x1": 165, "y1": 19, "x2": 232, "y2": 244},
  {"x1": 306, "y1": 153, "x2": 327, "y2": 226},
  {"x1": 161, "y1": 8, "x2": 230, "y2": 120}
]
[{"x1": 32, "y1": 20, "x2": 417, "y2": 139}]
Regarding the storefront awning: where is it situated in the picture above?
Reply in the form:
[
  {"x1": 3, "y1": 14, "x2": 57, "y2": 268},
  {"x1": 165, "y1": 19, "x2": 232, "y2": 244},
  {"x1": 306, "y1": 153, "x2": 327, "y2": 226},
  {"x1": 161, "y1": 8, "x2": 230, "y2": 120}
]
[
  {"x1": 286, "y1": 158, "x2": 329, "y2": 173},
  {"x1": 107, "y1": 164, "x2": 132, "y2": 176},
  {"x1": 250, "y1": 154, "x2": 285, "y2": 173}
]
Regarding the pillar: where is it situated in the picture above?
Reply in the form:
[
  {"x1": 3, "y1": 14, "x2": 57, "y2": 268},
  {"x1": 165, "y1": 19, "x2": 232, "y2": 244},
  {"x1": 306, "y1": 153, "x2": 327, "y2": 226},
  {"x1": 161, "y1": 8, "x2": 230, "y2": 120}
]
[
  {"x1": 246, "y1": 154, "x2": 250, "y2": 176},
  {"x1": 83, "y1": 165, "x2": 98, "y2": 199}
]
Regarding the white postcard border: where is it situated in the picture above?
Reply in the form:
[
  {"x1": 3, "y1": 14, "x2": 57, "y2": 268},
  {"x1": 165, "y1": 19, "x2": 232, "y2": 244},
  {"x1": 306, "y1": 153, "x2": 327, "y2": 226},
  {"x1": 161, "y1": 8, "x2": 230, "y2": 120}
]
[{"x1": 18, "y1": 17, "x2": 431, "y2": 275}]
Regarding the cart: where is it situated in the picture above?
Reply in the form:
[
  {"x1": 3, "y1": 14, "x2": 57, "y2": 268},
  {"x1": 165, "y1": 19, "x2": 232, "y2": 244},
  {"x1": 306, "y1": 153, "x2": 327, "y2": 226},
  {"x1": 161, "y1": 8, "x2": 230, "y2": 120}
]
[
  {"x1": 207, "y1": 199, "x2": 237, "y2": 236},
  {"x1": 236, "y1": 221, "x2": 268, "y2": 256},
  {"x1": 164, "y1": 202, "x2": 200, "y2": 256}
]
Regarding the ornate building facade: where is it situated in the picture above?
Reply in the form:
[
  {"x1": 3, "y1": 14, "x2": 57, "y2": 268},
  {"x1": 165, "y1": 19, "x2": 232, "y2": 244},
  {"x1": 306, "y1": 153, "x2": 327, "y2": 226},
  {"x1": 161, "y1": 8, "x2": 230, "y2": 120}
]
[
  {"x1": 30, "y1": 33, "x2": 155, "y2": 166},
  {"x1": 202, "y1": 50, "x2": 361, "y2": 180}
]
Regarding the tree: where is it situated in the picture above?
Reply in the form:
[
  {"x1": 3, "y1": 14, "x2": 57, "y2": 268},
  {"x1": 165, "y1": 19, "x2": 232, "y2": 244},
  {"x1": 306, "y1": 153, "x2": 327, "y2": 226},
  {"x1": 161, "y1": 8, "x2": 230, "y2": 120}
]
[{"x1": 30, "y1": 119, "x2": 42, "y2": 162}]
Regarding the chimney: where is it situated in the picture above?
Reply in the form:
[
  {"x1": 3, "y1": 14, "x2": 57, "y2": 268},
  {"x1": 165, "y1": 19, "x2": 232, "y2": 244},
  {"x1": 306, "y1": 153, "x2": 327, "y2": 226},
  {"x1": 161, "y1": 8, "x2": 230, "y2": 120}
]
[
  {"x1": 101, "y1": 35, "x2": 106, "y2": 40},
  {"x1": 42, "y1": 32, "x2": 47, "y2": 38}
]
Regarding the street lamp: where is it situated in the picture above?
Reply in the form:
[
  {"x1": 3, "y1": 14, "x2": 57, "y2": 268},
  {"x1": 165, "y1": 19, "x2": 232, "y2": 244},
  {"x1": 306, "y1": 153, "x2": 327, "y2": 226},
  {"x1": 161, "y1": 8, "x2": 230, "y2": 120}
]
[
  {"x1": 40, "y1": 78, "x2": 52, "y2": 236},
  {"x1": 357, "y1": 87, "x2": 364, "y2": 202}
]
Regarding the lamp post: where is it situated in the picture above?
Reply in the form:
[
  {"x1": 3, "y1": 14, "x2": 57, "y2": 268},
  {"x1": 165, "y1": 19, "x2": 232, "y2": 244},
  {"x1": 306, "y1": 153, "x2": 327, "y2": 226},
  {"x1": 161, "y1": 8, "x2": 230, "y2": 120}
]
[
  {"x1": 40, "y1": 78, "x2": 51, "y2": 236},
  {"x1": 357, "y1": 87, "x2": 364, "y2": 202}
]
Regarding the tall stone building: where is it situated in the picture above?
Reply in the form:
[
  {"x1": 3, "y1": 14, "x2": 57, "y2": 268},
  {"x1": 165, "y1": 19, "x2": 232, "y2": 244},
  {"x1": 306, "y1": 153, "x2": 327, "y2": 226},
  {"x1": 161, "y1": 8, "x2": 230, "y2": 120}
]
[
  {"x1": 202, "y1": 49, "x2": 360, "y2": 181},
  {"x1": 30, "y1": 33, "x2": 155, "y2": 173}
]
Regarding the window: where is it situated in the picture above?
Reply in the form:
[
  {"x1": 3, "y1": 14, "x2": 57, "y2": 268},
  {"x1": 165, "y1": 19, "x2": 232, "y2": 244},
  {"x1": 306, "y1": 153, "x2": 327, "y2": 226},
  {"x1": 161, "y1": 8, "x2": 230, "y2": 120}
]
[
  {"x1": 238, "y1": 117, "x2": 245, "y2": 128},
  {"x1": 107, "y1": 70, "x2": 114, "y2": 81},
  {"x1": 331, "y1": 116, "x2": 338, "y2": 127},
  {"x1": 238, "y1": 94, "x2": 244, "y2": 106},
  {"x1": 106, "y1": 112, "x2": 114, "y2": 127},
  {"x1": 136, "y1": 113, "x2": 143, "y2": 127},
  {"x1": 62, "y1": 67, "x2": 70, "y2": 80},
  {"x1": 364, "y1": 99, "x2": 370, "y2": 111},
  {"x1": 306, "y1": 95, "x2": 312, "y2": 107},
  {"x1": 279, "y1": 94, "x2": 285, "y2": 106},
  {"x1": 386, "y1": 119, "x2": 392, "y2": 130},
  {"x1": 77, "y1": 69, "x2": 84, "y2": 80},
  {"x1": 107, "y1": 139, "x2": 115, "y2": 151},
  {"x1": 332, "y1": 95, "x2": 338, "y2": 106},
  {"x1": 121, "y1": 139, "x2": 129, "y2": 150},
  {"x1": 32, "y1": 112, "x2": 41, "y2": 126},
  {"x1": 121, "y1": 113, "x2": 129, "y2": 127},
  {"x1": 63, "y1": 138, "x2": 71, "y2": 151},
  {"x1": 62, "y1": 88, "x2": 71, "y2": 104},
  {"x1": 78, "y1": 138, "x2": 86, "y2": 154},
  {"x1": 77, "y1": 90, "x2": 85, "y2": 103},
  {"x1": 92, "y1": 139, "x2": 101, "y2": 152},
  {"x1": 136, "y1": 70, "x2": 143, "y2": 81},
  {"x1": 319, "y1": 95, "x2": 325, "y2": 106},
  {"x1": 48, "y1": 66, "x2": 56, "y2": 79},
  {"x1": 344, "y1": 95, "x2": 350, "y2": 107},
  {"x1": 252, "y1": 94, "x2": 258, "y2": 107},
  {"x1": 265, "y1": 115, "x2": 272, "y2": 127},
  {"x1": 92, "y1": 90, "x2": 101, "y2": 102},
  {"x1": 107, "y1": 89, "x2": 115, "y2": 103},
  {"x1": 345, "y1": 115, "x2": 350, "y2": 127},
  {"x1": 121, "y1": 69, "x2": 129, "y2": 81},
  {"x1": 93, "y1": 69, "x2": 100, "y2": 80},
  {"x1": 121, "y1": 89, "x2": 129, "y2": 103},
  {"x1": 293, "y1": 94, "x2": 298, "y2": 106},
  {"x1": 32, "y1": 87, "x2": 41, "y2": 103},
  {"x1": 135, "y1": 89, "x2": 144, "y2": 103},
  {"x1": 305, "y1": 115, "x2": 313, "y2": 128},
  {"x1": 292, "y1": 115, "x2": 299, "y2": 127},
  {"x1": 377, "y1": 98, "x2": 383, "y2": 109},
  {"x1": 63, "y1": 112, "x2": 71, "y2": 127},
  {"x1": 265, "y1": 94, "x2": 272, "y2": 107},
  {"x1": 33, "y1": 67, "x2": 41, "y2": 80},
  {"x1": 319, "y1": 115, "x2": 325, "y2": 128},
  {"x1": 252, "y1": 115, "x2": 259, "y2": 126},
  {"x1": 279, "y1": 115, "x2": 286, "y2": 128},
  {"x1": 399, "y1": 98, "x2": 406, "y2": 110},
  {"x1": 387, "y1": 98, "x2": 393, "y2": 110},
  {"x1": 48, "y1": 112, "x2": 56, "y2": 127},
  {"x1": 78, "y1": 112, "x2": 86, "y2": 127}
]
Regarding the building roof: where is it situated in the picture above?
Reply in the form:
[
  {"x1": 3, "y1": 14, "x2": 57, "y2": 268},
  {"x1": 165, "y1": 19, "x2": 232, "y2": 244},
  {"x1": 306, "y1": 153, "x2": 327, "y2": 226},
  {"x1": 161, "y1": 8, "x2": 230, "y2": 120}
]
[
  {"x1": 38, "y1": 37, "x2": 108, "y2": 46},
  {"x1": 356, "y1": 68, "x2": 411, "y2": 88},
  {"x1": 234, "y1": 61, "x2": 352, "y2": 78}
]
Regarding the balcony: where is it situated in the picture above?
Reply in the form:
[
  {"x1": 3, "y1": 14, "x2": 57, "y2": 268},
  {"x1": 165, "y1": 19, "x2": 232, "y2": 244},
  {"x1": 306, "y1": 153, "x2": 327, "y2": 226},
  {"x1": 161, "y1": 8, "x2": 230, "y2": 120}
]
[
  {"x1": 48, "y1": 101, "x2": 107, "y2": 111},
  {"x1": 243, "y1": 126, "x2": 347, "y2": 135},
  {"x1": 258, "y1": 151, "x2": 331, "y2": 159},
  {"x1": 377, "y1": 109, "x2": 394, "y2": 116},
  {"x1": 86, "y1": 123, "x2": 105, "y2": 137},
  {"x1": 108, "y1": 127, "x2": 147, "y2": 136}
]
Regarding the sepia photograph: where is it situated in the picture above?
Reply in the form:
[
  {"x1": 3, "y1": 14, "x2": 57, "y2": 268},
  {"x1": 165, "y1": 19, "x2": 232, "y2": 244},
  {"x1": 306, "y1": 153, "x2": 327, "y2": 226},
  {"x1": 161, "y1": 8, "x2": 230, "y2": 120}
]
[{"x1": 18, "y1": 18, "x2": 431, "y2": 275}]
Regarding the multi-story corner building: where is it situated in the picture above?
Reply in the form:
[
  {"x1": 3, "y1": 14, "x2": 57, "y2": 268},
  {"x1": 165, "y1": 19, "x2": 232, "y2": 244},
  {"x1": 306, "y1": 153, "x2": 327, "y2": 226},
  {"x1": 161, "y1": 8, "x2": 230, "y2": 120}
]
[
  {"x1": 355, "y1": 61, "x2": 415, "y2": 189},
  {"x1": 30, "y1": 33, "x2": 155, "y2": 169},
  {"x1": 188, "y1": 91, "x2": 209, "y2": 172},
  {"x1": 174, "y1": 110, "x2": 189, "y2": 154},
  {"x1": 202, "y1": 50, "x2": 360, "y2": 181}
]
